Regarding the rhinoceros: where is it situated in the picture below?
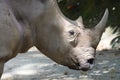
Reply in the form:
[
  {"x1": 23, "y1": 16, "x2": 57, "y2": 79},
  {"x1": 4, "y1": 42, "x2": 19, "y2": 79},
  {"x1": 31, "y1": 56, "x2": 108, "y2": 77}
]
[{"x1": 0, "y1": 0, "x2": 108, "y2": 77}]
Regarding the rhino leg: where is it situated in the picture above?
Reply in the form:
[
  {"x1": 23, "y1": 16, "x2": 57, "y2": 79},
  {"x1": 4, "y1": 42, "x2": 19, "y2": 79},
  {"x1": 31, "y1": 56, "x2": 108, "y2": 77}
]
[
  {"x1": 0, "y1": 62, "x2": 4, "y2": 78},
  {"x1": 0, "y1": 2, "x2": 23, "y2": 78}
]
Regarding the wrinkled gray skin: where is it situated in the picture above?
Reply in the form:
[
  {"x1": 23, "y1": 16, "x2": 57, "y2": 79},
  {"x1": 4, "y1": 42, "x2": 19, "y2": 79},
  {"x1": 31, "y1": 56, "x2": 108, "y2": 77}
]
[{"x1": 0, "y1": 0, "x2": 108, "y2": 78}]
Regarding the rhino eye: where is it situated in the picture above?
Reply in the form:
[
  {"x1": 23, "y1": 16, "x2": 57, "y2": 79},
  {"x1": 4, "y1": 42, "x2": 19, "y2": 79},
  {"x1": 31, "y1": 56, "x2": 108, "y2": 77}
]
[
  {"x1": 67, "y1": 29, "x2": 79, "y2": 47},
  {"x1": 68, "y1": 29, "x2": 79, "y2": 39},
  {"x1": 69, "y1": 30, "x2": 75, "y2": 35}
]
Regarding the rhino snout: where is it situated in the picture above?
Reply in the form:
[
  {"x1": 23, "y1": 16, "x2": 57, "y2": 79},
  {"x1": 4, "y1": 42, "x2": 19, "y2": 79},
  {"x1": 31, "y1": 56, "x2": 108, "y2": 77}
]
[
  {"x1": 66, "y1": 48, "x2": 95, "y2": 71},
  {"x1": 68, "y1": 57, "x2": 95, "y2": 71},
  {"x1": 79, "y1": 58, "x2": 94, "y2": 71}
]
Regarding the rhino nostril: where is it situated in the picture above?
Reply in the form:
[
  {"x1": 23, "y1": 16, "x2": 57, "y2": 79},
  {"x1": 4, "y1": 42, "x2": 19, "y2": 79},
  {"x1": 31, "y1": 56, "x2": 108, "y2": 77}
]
[{"x1": 87, "y1": 58, "x2": 94, "y2": 64}]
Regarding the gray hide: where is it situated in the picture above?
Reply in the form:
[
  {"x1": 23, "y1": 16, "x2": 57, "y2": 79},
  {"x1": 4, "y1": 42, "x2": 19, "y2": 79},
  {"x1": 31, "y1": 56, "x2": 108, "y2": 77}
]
[{"x1": 0, "y1": 0, "x2": 108, "y2": 78}]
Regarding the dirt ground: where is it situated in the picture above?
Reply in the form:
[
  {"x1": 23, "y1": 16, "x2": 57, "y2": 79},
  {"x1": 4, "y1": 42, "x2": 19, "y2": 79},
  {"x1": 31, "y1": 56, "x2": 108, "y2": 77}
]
[{"x1": 1, "y1": 47, "x2": 120, "y2": 80}]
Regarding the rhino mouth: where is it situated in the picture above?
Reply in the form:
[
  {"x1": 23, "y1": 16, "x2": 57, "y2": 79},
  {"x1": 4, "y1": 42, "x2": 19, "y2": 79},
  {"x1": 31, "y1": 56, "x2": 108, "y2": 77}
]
[
  {"x1": 68, "y1": 63, "x2": 94, "y2": 71},
  {"x1": 67, "y1": 58, "x2": 94, "y2": 71}
]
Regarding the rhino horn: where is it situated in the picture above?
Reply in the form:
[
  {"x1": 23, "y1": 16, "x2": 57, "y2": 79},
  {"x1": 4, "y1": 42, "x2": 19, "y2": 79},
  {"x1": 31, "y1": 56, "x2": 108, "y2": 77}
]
[{"x1": 95, "y1": 8, "x2": 109, "y2": 35}]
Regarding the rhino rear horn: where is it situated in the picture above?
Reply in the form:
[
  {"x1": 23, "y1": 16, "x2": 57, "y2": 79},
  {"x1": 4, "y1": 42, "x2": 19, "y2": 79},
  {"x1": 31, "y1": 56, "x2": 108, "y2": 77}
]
[{"x1": 95, "y1": 8, "x2": 109, "y2": 35}]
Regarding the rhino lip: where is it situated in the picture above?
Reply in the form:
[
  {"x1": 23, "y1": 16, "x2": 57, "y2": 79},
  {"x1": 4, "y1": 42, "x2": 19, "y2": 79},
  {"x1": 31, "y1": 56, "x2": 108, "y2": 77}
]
[
  {"x1": 66, "y1": 58, "x2": 80, "y2": 70},
  {"x1": 68, "y1": 65, "x2": 90, "y2": 71},
  {"x1": 68, "y1": 65, "x2": 80, "y2": 70},
  {"x1": 79, "y1": 67, "x2": 90, "y2": 71},
  {"x1": 67, "y1": 58, "x2": 93, "y2": 71},
  {"x1": 78, "y1": 63, "x2": 94, "y2": 71},
  {"x1": 66, "y1": 56, "x2": 93, "y2": 71},
  {"x1": 67, "y1": 58, "x2": 81, "y2": 70}
]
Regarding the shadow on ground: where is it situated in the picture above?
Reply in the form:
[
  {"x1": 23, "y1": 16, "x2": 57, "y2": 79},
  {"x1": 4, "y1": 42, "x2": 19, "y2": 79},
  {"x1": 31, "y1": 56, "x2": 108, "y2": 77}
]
[{"x1": 1, "y1": 47, "x2": 120, "y2": 80}]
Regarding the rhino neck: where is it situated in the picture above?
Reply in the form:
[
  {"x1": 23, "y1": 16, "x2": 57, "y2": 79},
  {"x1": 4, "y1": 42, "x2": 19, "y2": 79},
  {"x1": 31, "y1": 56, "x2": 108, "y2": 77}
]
[{"x1": 10, "y1": 0, "x2": 56, "y2": 53}]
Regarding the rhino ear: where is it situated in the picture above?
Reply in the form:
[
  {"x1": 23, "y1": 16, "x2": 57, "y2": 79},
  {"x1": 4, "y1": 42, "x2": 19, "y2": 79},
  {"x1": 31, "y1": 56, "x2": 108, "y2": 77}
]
[
  {"x1": 95, "y1": 8, "x2": 109, "y2": 35},
  {"x1": 76, "y1": 16, "x2": 84, "y2": 28}
]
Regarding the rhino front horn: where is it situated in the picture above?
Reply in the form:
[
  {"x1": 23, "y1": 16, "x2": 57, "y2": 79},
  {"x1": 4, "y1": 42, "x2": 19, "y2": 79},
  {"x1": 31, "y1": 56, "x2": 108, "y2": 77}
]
[{"x1": 95, "y1": 8, "x2": 109, "y2": 35}]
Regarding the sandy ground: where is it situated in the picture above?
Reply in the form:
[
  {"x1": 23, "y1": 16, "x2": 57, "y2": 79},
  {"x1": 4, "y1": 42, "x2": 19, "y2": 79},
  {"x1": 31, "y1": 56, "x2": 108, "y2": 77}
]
[{"x1": 1, "y1": 47, "x2": 120, "y2": 80}]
